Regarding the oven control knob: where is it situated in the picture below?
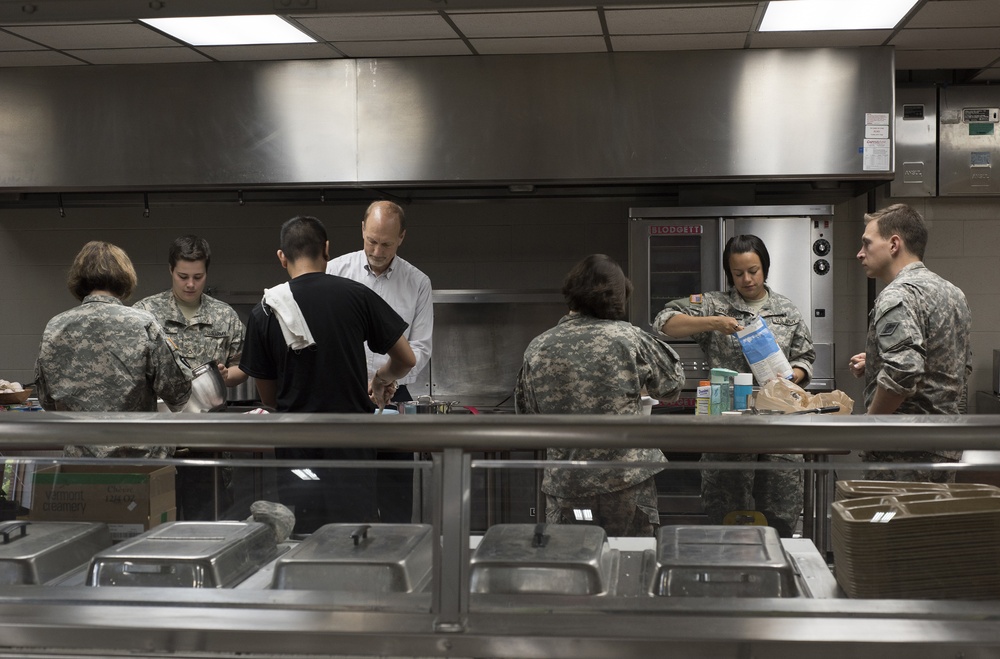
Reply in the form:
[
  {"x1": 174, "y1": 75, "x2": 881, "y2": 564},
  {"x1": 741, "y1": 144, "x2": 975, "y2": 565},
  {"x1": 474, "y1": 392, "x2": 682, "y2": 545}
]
[
  {"x1": 813, "y1": 259, "x2": 831, "y2": 275},
  {"x1": 813, "y1": 238, "x2": 831, "y2": 256}
]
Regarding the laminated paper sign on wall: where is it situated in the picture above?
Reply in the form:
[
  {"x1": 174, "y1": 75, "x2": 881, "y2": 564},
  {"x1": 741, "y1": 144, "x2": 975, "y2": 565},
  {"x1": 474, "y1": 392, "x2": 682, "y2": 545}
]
[{"x1": 29, "y1": 465, "x2": 176, "y2": 542}]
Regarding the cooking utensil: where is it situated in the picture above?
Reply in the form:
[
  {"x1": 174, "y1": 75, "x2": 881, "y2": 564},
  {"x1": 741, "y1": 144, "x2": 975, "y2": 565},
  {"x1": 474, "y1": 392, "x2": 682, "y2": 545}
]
[
  {"x1": 787, "y1": 405, "x2": 841, "y2": 415},
  {"x1": 181, "y1": 360, "x2": 227, "y2": 413},
  {"x1": 398, "y1": 395, "x2": 457, "y2": 414}
]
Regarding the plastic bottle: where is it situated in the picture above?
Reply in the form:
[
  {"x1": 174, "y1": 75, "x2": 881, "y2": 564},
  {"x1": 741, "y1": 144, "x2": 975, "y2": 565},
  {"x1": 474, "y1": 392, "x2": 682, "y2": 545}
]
[
  {"x1": 733, "y1": 373, "x2": 754, "y2": 411},
  {"x1": 696, "y1": 380, "x2": 711, "y2": 415},
  {"x1": 710, "y1": 368, "x2": 739, "y2": 414}
]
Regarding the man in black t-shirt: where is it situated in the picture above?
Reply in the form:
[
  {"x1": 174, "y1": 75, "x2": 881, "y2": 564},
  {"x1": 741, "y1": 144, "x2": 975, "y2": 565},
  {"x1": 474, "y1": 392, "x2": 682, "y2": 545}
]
[{"x1": 240, "y1": 216, "x2": 416, "y2": 533}]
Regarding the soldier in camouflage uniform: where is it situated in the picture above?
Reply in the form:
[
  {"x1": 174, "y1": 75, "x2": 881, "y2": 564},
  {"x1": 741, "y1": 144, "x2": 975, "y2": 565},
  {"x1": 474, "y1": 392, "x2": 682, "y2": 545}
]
[
  {"x1": 515, "y1": 254, "x2": 685, "y2": 537},
  {"x1": 34, "y1": 241, "x2": 191, "y2": 459},
  {"x1": 133, "y1": 235, "x2": 245, "y2": 386},
  {"x1": 133, "y1": 235, "x2": 246, "y2": 519},
  {"x1": 654, "y1": 235, "x2": 815, "y2": 537},
  {"x1": 851, "y1": 203, "x2": 972, "y2": 483}
]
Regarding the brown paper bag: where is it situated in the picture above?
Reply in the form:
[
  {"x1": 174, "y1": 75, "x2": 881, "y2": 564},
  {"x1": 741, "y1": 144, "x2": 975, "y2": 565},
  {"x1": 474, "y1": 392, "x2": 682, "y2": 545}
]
[{"x1": 753, "y1": 378, "x2": 854, "y2": 415}]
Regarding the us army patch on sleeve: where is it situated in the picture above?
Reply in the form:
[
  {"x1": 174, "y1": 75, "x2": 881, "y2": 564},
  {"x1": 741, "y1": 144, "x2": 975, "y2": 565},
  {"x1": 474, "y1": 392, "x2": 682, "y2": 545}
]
[
  {"x1": 879, "y1": 321, "x2": 899, "y2": 337},
  {"x1": 689, "y1": 294, "x2": 702, "y2": 304}
]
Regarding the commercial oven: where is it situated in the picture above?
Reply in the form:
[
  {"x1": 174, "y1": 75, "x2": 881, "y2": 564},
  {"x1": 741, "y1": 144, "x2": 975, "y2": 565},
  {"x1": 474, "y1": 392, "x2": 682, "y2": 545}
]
[{"x1": 628, "y1": 205, "x2": 835, "y2": 392}]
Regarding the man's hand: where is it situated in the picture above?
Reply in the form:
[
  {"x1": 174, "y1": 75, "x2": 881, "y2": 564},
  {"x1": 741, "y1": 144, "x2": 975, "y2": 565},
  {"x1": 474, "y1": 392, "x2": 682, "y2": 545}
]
[
  {"x1": 849, "y1": 353, "x2": 866, "y2": 378},
  {"x1": 369, "y1": 375, "x2": 397, "y2": 411}
]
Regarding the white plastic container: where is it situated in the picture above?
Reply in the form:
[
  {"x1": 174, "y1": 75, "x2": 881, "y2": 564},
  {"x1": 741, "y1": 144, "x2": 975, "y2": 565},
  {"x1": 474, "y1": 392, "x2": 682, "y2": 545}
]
[{"x1": 640, "y1": 396, "x2": 658, "y2": 415}]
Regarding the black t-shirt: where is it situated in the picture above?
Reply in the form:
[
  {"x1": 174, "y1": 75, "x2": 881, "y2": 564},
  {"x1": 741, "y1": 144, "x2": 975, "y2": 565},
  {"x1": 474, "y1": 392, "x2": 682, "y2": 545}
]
[{"x1": 240, "y1": 272, "x2": 408, "y2": 413}]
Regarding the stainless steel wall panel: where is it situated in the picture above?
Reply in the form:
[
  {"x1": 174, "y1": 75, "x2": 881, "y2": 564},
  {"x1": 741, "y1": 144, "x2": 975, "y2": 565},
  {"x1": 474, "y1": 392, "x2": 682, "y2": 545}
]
[
  {"x1": 889, "y1": 86, "x2": 938, "y2": 198},
  {"x1": 940, "y1": 85, "x2": 1000, "y2": 196},
  {"x1": 0, "y1": 60, "x2": 357, "y2": 190},
  {"x1": 0, "y1": 49, "x2": 893, "y2": 192},
  {"x1": 357, "y1": 49, "x2": 895, "y2": 185}
]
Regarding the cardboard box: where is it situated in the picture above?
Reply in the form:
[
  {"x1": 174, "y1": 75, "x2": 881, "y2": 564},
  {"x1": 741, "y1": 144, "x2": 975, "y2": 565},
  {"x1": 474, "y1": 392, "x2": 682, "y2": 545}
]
[{"x1": 29, "y1": 465, "x2": 176, "y2": 542}]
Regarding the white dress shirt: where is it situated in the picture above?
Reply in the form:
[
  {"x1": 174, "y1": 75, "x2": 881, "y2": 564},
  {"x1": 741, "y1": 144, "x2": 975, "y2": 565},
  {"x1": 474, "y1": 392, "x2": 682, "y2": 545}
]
[{"x1": 326, "y1": 250, "x2": 433, "y2": 386}]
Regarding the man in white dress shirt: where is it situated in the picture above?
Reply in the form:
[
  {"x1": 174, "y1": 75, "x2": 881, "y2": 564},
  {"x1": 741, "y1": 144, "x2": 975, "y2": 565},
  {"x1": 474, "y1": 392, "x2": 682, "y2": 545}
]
[{"x1": 327, "y1": 200, "x2": 434, "y2": 522}]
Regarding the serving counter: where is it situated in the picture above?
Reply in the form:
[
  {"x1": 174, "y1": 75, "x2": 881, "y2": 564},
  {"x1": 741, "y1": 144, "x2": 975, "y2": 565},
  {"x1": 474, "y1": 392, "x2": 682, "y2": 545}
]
[{"x1": 1, "y1": 412, "x2": 1000, "y2": 658}]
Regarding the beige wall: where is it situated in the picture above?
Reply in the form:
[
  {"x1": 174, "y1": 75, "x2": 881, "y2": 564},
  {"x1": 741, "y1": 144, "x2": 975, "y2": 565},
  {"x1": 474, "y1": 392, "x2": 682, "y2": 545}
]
[{"x1": 1, "y1": 191, "x2": 996, "y2": 412}]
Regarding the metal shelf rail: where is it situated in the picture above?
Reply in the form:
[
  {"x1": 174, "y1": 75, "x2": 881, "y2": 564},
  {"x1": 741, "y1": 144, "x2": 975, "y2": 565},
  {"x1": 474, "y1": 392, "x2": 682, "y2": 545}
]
[{"x1": 1, "y1": 412, "x2": 1000, "y2": 658}]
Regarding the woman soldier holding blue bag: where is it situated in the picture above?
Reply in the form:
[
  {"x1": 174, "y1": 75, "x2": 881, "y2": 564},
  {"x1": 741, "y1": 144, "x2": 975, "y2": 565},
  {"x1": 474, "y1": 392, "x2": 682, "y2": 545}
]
[{"x1": 654, "y1": 234, "x2": 815, "y2": 537}]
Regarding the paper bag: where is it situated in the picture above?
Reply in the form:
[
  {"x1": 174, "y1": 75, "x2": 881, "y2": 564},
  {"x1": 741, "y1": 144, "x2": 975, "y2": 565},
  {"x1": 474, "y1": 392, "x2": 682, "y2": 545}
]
[{"x1": 753, "y1": 378, "x2": 854, "y2": 415}]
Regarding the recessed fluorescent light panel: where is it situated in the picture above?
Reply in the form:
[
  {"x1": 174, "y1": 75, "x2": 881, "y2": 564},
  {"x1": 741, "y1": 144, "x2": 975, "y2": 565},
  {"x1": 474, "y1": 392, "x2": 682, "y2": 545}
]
[
  {"x1": 140, "y1": 14, "x2": 315, "y2": 46},
  {"x1": 759, "y1": 0, "x2": 920, "y2": 31}
]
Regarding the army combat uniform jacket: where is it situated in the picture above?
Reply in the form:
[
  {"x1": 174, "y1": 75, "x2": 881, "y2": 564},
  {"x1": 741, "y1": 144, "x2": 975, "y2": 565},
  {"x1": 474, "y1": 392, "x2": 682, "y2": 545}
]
[
  {"x1": 654, "y1": 286, "x2": 815, "y2": 385},
  {"x1": 34, "y1": 294, "x2": 192, "y2": 458},
  {"x1": 864, "y1": 262, "x2": 972, "y2": 461},
  {"x1": 514, "y1": 313, "x2": 685, "y2": 498},
  {"x1": 133, "y1": 291, "x2": 244, "y2": 368}
]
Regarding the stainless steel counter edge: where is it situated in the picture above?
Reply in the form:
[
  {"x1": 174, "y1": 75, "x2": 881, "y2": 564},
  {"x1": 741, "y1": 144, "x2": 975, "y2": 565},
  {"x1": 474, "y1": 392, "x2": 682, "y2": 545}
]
[{"x1": 3, "y1": 412, "x2": 1000, "y2": 452}]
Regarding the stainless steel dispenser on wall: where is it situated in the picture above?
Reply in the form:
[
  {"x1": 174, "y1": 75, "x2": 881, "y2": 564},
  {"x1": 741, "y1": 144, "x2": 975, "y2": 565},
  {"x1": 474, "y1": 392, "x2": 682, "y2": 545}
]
[
  {"x1": 889, "y1": 86, "x2": 938, "y2": 198},
  {"x1": 940, "y1": 86, "x2": 1000, "y2": 196}
]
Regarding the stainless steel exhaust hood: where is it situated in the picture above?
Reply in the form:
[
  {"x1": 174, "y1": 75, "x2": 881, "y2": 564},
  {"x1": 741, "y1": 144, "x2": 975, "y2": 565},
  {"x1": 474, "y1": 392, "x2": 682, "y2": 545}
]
[{"x1": 0, "y1": 48, "x2": 894, "y2": 204}]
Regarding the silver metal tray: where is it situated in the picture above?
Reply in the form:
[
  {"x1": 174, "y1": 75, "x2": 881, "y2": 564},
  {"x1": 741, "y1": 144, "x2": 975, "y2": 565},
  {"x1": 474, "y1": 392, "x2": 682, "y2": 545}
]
[
  {"x1": 650, "y1": 525, "x2": 798, "y2": 597},
  {"x1": 87, "y1": 521, "x2": 280, "y2": 588},
  {"x1": 0, "y1": 521, "x2": 111, "y2": 585},
  {"x1": 271, "y1": 523, "x2": 433, "y2": 593},
  {"x1": 470, "y1": 523, "x2": 619, "y2": 596}
]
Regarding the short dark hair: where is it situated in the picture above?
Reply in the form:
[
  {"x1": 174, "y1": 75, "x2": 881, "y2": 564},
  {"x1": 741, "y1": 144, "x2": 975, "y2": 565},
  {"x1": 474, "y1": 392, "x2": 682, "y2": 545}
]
[
  {"x1": 280, "y1": 216, "x2": 328, "y2": 262},
  {"x1": 363, "y1": 200, "x2": 406, "y2": 233},
  {"x1": 723, "y1": 235, "x2": 770, "y2": 287},
  {"x1": 169, "y1": 235, "x2": 211, "y2": 270},
  {"x1": 562, "y1": 254, "x2": 632, "y2": 321},
  {"x1": 67, "y1": 241, "x2": 137, "y2": 301},
  {"x1": 865, "y1": 203, "x2": 928, "y2": 260}
]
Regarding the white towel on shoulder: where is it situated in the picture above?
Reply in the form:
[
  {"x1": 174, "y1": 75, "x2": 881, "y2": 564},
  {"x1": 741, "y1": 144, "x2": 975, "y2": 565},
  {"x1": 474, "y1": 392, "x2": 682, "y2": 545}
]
[{"x1": 262, "y1": 282, "x2": 316, "y2": 350}]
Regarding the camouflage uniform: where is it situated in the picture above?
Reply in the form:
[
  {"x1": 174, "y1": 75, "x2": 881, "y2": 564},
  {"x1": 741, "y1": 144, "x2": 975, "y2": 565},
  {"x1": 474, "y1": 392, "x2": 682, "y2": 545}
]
[
  {"x1": 34, "y1": 294, "x2": 192, "y2": 459},
  {"x1": 133, "y1": 290, "x2": 244, "y2": 520},
  {"x1": 655, "y1": 286, "x2": 815, "y2": 537},
  {"x1": 515, "y1": 313, "x2": 684, "y2": 537},
  {"x1": 862, "y1": 262, "x2": 972, "y2": 482},
  {"x1": 133, "y1": 291, "x2": 244, "y2": 369}
]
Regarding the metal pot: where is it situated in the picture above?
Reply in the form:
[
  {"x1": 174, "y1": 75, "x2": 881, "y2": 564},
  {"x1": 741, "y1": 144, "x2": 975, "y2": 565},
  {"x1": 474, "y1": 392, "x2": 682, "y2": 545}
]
[
  {"x1": 397, "y1": 395, "x2": 456, "y2": 414},
  {"x1": 181, "y1": 360, "x2": 228, "y2": 413}
]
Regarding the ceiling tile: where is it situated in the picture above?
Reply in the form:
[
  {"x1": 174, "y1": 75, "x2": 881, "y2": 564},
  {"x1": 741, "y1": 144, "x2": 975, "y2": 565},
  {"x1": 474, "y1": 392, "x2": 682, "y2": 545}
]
[
  {"x1": 612, "y1": 33, "x2": 746, "y2": 51},
  {"x1": 605, "y1": 6, "x2": 757, "y2": 35},
  {"x1": 5, "y1": 22, "x2": 177, "y2": 49},
  {"x1": 448, "y1": 10, "x2": 601, "y2": 38},
  {"x1": 68, "y1": 47, "x2": 210, "y2": 65},
  {"x1": 471, "y1": 35, "x2": 606, "y2": 55},
  {"x1": 0, "y1": 30, "x2": 45, "y2": 51},
  {"x1": 751, "y1": 30, "x2": 890, "y2": 48},
  {"x1": 895, "y1": 48, "x2": 1000, "y2": 69},
  {"x1": 0, "y1": 50, "x2": 84, "y2": 66},
  {"x1": 335, "y1": 39, "x2": 471, "y2": 58},
  {"x1": 906, "y1": 0, "x2": 1000, "y2": 28},
  {"x1": 294, "y1": 14, "x2": 456, "y2": 41},
  {"x1": 201, "y1": 43, "x2": 340, "y2": 62},
  {"x1": 892, "y1": 27, "x2": 1000, "y2": 49}
]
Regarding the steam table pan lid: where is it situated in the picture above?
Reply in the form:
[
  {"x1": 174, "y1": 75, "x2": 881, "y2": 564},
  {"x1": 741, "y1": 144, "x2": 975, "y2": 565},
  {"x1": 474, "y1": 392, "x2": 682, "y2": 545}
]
[
  {"x1": 0, "y1": 521, "x2": 112, "y2": 585},
  {"x1": 270, "y1": 523, "x2": 433, "y2": 593},
  {"x1": 87, "y1": 521, "x2": 279, "y2": 588},
  {"x1": 470, "y1": 523, "x2": 617, "y2": 596},
  {"x1": 651, "y1": 525, "x2": 797, "y2": 598}
]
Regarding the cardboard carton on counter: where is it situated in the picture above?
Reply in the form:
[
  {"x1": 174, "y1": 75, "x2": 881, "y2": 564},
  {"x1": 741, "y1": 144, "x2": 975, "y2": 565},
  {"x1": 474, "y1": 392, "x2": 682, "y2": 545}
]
[{"x1": 29, "y1": 465, "x2": 176, "y2": 542}]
